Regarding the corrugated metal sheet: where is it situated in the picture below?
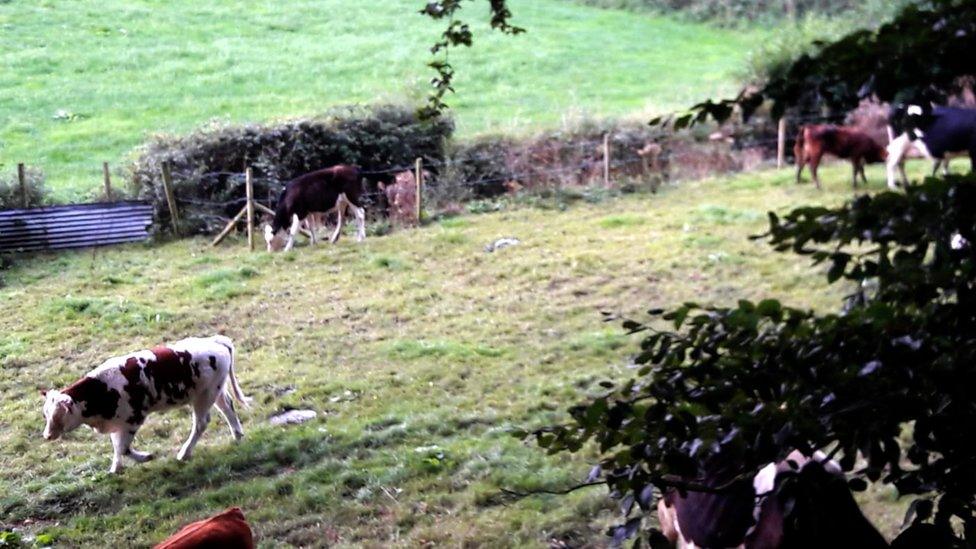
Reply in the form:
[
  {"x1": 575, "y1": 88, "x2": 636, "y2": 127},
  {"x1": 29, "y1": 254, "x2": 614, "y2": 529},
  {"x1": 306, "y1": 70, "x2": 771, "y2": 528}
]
[{"x1": 0, "y1": 201, "x2": 154, "y2": 253}]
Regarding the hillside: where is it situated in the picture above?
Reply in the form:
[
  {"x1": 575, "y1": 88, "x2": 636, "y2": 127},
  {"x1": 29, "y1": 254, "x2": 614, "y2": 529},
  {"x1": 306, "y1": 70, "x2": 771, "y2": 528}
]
[
  {"x1": 0, "y1": 0, "x2": 766, "y2": 201},
  {"x1": 0, "y1": 163, "x2": 916, "y2": 546}
]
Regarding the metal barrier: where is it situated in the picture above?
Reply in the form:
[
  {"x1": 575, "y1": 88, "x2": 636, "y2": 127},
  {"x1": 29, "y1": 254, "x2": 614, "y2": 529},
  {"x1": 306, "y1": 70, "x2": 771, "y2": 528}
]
[{"x1": 0, "y1": 201, "x2": 154, "y2": 253}]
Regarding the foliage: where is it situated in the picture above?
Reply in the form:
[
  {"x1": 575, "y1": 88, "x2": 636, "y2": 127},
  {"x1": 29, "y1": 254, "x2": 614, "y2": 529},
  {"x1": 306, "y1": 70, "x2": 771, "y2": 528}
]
[
  {"x1": 667, "y1": 0, "x2": 976, "y2": 125},
  {"x1": 437, "y1": 120, "x2": 666, "y2": 203},
  {"x1": 526, "y1": 174, "x2": 976, "y2": 544},
  {"x1": 0, "y1": 167, "x2": 45, "y2": 210},
  {"x1": 418, "y1": 0, "x2": 524, "y2": 117},
  {"x1": 564, "y1": 0, "x2": 915, "y2": 26},
  {"x1": 129, "y1": 105, "x2": 452, "y2": 235}
]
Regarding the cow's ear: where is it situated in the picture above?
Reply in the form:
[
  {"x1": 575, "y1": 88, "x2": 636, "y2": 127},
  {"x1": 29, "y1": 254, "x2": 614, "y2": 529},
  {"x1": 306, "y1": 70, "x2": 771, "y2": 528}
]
[{"x1": 40, "y1": 389, "x2": 48, "y2": 398}]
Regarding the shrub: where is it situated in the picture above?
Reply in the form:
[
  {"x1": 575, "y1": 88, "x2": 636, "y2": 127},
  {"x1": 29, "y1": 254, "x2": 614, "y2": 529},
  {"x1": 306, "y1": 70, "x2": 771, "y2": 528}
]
[
  {"x1": 129, "y1": 105, "x2": 453, "y2": 235},
  {"x1": 568, "y1": 0, "x2": 916, "y2": 26},
  {"x1": 435, "y1": 120, "x2": 668, "y2": 207},
  {"x1": 0, "y1": 166, "x2": 46, "y2": 210}
]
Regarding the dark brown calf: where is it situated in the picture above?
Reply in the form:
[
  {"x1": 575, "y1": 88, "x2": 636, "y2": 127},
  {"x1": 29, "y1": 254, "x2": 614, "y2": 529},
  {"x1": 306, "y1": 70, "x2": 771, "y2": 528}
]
[
  {"x1": 265, "y1": 164, "x2": 394, "y2": 251},
  {"x1": 154, "y1": 507, "x2": 254, "y2": 549},
  {"x1": 795, "y1": 125, "x2": 887, "y2": 189}
]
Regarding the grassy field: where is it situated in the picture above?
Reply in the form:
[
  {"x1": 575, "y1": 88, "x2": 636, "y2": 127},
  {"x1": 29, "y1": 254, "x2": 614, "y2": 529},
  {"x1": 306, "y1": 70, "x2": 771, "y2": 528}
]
[
  {"x1": 0, "y1": 0, "x2": 766, "y2": 202},
  {"x1": 0, "y1": 162, "x2": 919, "y2": 547}
]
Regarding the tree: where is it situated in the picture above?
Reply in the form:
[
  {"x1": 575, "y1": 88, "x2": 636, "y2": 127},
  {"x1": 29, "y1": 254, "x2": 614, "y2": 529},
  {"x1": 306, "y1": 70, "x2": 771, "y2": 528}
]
[
  {"x1": 524, "y1": 174, "x2": 976, "y2": 544},
  {"x1": 418, "y1": 1, "x2": 523, "y2": 118},
  {"x1": 410, "y1": 0, "x2": 976, "y2": 545}
]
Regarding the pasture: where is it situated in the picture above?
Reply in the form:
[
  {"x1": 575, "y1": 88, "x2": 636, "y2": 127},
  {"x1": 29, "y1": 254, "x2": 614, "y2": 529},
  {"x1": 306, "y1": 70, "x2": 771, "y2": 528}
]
[
  {"x1": 0, "y1": 162, "x2": 919, "y2": 547},
  {"x1": 0, "y1": 0, "x2": 766, "y2": 202}
]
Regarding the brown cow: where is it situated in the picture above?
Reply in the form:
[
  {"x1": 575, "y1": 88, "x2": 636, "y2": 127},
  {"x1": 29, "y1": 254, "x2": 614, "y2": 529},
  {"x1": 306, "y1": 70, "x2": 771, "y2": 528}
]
[
  {"x1": 794, "y1": 125, "x2": 887, "y2": 189},
  {"x1": 154, "y1": 507, "x2": 254, "y2": 549}
]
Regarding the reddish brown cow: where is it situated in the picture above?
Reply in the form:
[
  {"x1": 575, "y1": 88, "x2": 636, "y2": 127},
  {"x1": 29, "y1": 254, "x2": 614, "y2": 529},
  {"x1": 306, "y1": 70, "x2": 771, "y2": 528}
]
[
  {"x1": 794, "y1": 125, "x2": 887, "y2": 189},
  {"x1": 154, "y1": 507, "x2": 254, "y2": 549}
]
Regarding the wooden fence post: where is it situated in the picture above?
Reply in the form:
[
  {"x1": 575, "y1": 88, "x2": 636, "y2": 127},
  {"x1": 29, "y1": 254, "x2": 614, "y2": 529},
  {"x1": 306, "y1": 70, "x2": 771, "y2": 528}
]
[
  {"x1": 246, "y1": 167, "x2": 255, "y2": 251},
  {"x1": 603, "y1": 133, "x2": 611, "y2": 187},
  {"x1": 777, "y1": 118, "x2": 787, "y2": 169},
  {"x1": 102, "y1": 162, "x2": 113, "y2": 201},
  {"x1": 17, "y1": 163, "x2": 27, "y2": 208},
  {"x1": 415, "y1": 158, "x2": 423, "y2": 224},
  {"x1": 211, "y1": 205, "x2": 248, "y2": 247},
  {"x1": 160, "y1": 162, "x2": 181, "y2": 236}
]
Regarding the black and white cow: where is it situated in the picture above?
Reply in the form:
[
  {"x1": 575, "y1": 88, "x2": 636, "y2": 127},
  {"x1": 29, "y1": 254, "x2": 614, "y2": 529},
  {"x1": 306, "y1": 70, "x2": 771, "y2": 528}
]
[
  {"x1": 886, "y1": 104, "x2": 976, "y2": 189},
  {"x1": 657, "y1": 450, "x2": 888, "y2": 548},
  {"x1": 41, "y1": 335, "x2": 248, "y2": 473}
]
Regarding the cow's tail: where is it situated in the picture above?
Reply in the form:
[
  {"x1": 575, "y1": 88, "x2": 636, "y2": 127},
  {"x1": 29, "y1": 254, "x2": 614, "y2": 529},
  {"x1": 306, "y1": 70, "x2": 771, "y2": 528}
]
[{"x1": 215, "y1": 335, "x2": 250, "y2": 408}]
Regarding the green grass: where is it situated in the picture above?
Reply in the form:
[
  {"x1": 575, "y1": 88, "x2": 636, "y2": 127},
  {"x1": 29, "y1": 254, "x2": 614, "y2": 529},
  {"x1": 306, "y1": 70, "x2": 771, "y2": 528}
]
[
  {"x1": 0, "y1": 162, "x2": 915, "y2": 546},
  {"x1": 0, "y1": 0, "x2": 766, "y2": 201}
]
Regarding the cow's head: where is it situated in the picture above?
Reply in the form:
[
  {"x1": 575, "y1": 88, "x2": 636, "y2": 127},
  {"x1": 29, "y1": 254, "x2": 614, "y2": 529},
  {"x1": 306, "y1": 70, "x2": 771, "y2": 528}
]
[
  {"x1": 41, "y1": 389, "x2": 82, "y2": 440},
  {"x1": 264, "y1": 223, "x2": 286, "y2": 252}
]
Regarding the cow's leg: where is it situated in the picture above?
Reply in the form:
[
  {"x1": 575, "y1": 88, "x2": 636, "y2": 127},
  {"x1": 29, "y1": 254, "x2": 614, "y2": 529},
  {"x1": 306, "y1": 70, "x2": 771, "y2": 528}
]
[
  {"x1": 330, "y1": 196, "x2": 348, "y2": 244},
  {"x1": 851, "y1": 160, "x2": 860, "y2": 188},
  {"x1": 886, "y1": 134, "x2": 912, "y2": 189},
  {"x1": 810, "y1": 153, "x2": 822, "y2": 190},
  {"x1": 795, "y1": 144, "x2": 806, "y2": 184},
  {"x1": 177, "y1": 407, "x2": 211, "y2": 461},
  {"x1": 307, "y1": 214, "x2": 317, "y2": 247},
  {"x1": 858, "y1": 160, "x2": 869, "y2": 186},
  {"x1": 214, "y1": 392, "x2": 244, "y2": 441},
  {"x1": 284, "y1": 214, "x2": 301, "y2": 252},
  {"x1": 349, "y1": 202, "x2": 367, "y2": 242},
  {"x1": 121, "y1": 425, "x2": 153, "y2": 463},
  {"x1": 108, "y1": 431, "x2": 129, "y2": 473}
]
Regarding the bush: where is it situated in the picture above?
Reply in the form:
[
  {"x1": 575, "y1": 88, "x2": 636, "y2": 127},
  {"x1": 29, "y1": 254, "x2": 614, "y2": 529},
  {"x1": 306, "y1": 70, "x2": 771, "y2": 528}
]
[
  {"x1": 0, "y1": 166, "x2": 46, "y2": 210},
  {"x1": 569, "y1": 0, "x2": 916, "y2": 25},
  {"x1": 434, "y1": 120, "x2": 668, "y2": 207},
  {"x1": 129, "y1": 105, "x2": 453, "y2": 235}
]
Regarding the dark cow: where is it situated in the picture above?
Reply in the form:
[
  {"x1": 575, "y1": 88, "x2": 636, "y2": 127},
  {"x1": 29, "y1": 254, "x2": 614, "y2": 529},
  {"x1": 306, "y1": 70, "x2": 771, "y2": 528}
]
[
  {"x1": 887, "y1": 105, "x2": 976, "y2": 189},
  {"x1": 794, "y1": 125, "x2": 888, "y2": 189},
  {"x1": 41, "y1": 335, "x2": 248, "y2": 473},
  {"x1": 154, "y1": 507, "x2": 255, "y2": 549},
  {"x1": 264, "y1": 164, "x2": 394, "y2": 252},
  {"x1": 657, "y1": 450, "x2": 887, "y2": 548}
]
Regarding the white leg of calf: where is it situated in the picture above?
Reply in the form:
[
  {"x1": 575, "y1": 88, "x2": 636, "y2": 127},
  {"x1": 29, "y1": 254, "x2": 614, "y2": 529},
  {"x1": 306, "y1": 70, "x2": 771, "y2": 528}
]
[
  {"x1": 351, "y1": 203, "x2": 366, "y2": 242},
  {"x1": 284, "y1": 214, "x2": 301, "y2": 252},
  {"x1": 886, "y1": 134, "x2": 913, "y2": 190},
  {"x1": 215, "y1": 392, "x2": 245, "y2": 441},
  {"x1": 177, "y1": 409, "x2": 210, "y2": 461}
]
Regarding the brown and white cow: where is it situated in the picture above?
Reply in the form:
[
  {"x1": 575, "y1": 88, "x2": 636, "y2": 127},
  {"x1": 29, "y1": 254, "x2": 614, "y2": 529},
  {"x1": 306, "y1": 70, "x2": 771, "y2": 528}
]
[
  {"x1": 657, "y1": 450, "x2": 887, "y2": 548},
  {"x1": 379, "y1": 170, "x2": 426, "y2": 226},
  {"x1": 154, "y1": 507, "x2": 255, "y2": 549},
  {"x1": 41, "y1": 335, "x2": 248, "y2": 474},
  {"x1": 795, "y1": 125, "x2": 888, "y2": 189}
]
